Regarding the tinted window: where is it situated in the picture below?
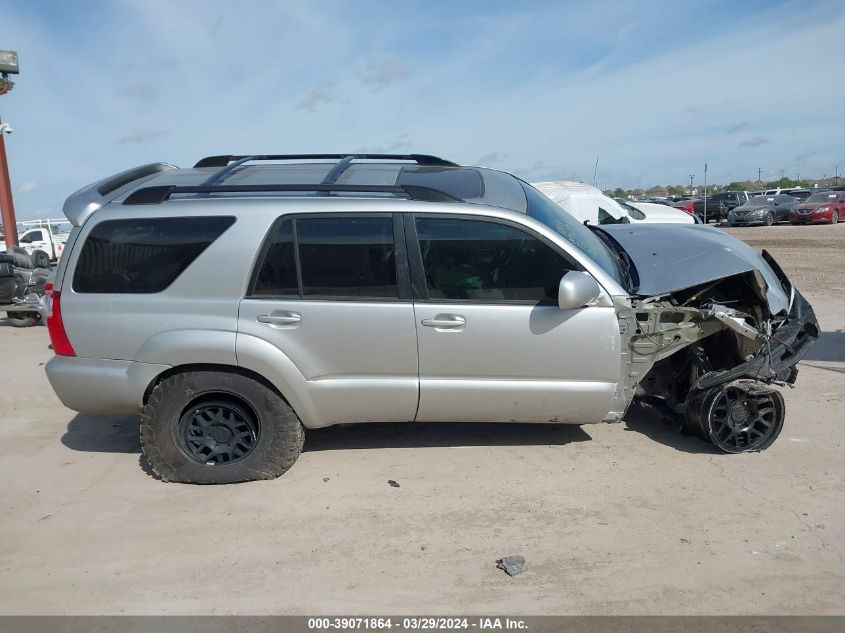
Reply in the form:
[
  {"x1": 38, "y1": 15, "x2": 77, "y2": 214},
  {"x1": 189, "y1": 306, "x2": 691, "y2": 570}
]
[
  {"x1": 73, "y1": 216, "x2": 235, "y2": 293},
  {"x1": 253, "y1": 219, "x2": 298, "y2": 296},
  {"x1": 415, "y1": 217, "x2": 572, "y2": 302},
  {"x1": 253, "y1": 216, "x2": 398, "y2": 299}
]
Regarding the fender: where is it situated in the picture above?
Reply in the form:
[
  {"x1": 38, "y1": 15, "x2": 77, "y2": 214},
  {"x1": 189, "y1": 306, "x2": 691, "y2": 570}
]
[
  {"x1": 135, "y1": 329, "x2": 237, "y2": 366},
  {"x1": 235, "y1": 332, "x2": 318, "y2": 427}
]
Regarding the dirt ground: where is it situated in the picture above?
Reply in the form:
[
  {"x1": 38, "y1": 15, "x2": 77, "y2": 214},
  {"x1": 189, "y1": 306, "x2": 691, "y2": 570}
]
[{"x1": 0, "y1": 223, "x2": 842, "y2": 615}]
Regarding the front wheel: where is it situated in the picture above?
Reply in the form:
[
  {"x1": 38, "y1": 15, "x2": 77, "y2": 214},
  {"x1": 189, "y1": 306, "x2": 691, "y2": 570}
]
[
  {"x1": 764, "y1": 211, "x2": 774, "y2": 226},
  {"x1": 140, "y1": 370, "x2": 305, "y2": 484},
  {"x1": 685, "y1": 380, "x2": 784, "y2": 453},
  {"x1": 832, "y1": 211, "x2": 839, "y2": 225},
  {"x1": 6, "y1": 311, "x2": 40, "y2": 327}
]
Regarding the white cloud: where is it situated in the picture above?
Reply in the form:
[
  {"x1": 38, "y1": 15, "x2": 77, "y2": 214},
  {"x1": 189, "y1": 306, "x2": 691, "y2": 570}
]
[{"x1": 15, "y1": 180, "x2": 36, "y2": 194}]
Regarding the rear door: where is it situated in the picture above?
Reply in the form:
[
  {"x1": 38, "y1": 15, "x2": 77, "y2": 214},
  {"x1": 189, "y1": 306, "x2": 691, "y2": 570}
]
[
  {"x1": 408, "y1": 214, "x2": 620, "y2": 424},
  {"x1": 237, "y1": 213, "x2": 419, "y2": 427}
]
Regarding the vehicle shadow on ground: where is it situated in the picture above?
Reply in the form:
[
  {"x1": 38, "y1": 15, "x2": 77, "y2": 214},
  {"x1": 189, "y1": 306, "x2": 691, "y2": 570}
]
[
  {"x1": 801, "y1": 330, "x2": 845, "y2": 363},
  {"x1": 62, "y1": 408, "x2": 715, "y2": 456},
  {"x1": 304, "y1": 421, "x2": 591, "y2": 451},
  {"x1": 61, "y1": 413, "x2": 593, "y2": 455},
  {"x1": 623, "y1": 400, "x2": 719, "y2": 454},
  {"x1": 62, "y1": 413, "x2": 141, "y2": 453}
]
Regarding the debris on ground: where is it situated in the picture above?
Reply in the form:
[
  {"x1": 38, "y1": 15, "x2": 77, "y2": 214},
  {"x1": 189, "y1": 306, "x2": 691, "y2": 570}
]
[
  {"x1": 496, "y1": 555, "x2": 526, "y2": 577},
  {"x1": 387, "y1": 480, "x2": 400, "y2": 488}
]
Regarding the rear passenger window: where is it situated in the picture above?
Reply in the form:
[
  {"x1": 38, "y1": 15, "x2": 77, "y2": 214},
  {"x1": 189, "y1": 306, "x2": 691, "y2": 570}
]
[
  {"x1": 73, "y1": 217, "x2": 235, "y2": 293},
  {"x1": 415, "y1": 217, "x2": 572, "y2": 302},
  {"x1": 252, "y1": 216, "x2": 398, "y2": 299}
]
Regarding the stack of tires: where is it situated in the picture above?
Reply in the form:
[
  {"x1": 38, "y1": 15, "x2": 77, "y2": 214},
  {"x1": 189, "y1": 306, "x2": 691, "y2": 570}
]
[{"x1": 0, "y1": 246, "x2": 49, "y2": 327}]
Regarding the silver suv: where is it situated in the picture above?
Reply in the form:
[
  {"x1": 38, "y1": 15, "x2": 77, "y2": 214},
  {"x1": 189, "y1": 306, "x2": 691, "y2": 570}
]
[{"x1": 45, "y1": 154, "x2": 818, "y2": 483}]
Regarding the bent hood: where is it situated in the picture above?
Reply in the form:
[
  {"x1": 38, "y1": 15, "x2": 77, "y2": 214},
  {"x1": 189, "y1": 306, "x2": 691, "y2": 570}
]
[{"x1": 597, "y1": 224, "x2": 790, "y2": 314}]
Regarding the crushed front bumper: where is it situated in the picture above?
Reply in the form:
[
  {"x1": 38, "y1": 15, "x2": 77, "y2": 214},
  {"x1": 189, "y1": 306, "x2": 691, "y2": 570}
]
[{"x1": 695, "y1": 287, "x2": 818, "y2": 390}]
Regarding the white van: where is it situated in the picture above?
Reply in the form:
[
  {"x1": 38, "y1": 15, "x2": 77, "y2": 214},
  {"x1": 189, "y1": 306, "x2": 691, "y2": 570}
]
[{"x1": 531, "y1": 181, "x2": 694, "y2": 225}]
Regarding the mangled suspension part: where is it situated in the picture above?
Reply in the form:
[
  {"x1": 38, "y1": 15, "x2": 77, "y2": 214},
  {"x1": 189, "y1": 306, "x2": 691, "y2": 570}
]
[{"x1": 685, "y1": 379, "x2": 785, "y2": 452}]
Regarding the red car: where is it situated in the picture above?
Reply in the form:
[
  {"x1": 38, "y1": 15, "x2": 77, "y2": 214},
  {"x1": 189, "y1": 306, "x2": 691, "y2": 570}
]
[{"x1": 790, "y1": 191, "x2": 845, "y2": 224}]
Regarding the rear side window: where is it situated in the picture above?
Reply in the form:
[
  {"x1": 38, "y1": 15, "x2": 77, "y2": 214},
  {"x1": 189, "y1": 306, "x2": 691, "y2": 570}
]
[
  {"x1": 73, "y1": 216, "x2": 235, "y2": 293},
  {"x1": 252, "y1": 216, "x2": 398, "y2": 299}
]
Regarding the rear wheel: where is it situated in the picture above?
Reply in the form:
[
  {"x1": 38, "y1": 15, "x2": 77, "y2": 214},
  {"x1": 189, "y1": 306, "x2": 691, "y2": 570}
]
[
  {"x1": 6, "y1": 311, "x2": 40, "y2": 327},
  {"x1": 686, "y1": 380, "x2": 784, "y2": 453},
  {"x1": 140, "y1": 370, "x2": 305, "y2": 483}
]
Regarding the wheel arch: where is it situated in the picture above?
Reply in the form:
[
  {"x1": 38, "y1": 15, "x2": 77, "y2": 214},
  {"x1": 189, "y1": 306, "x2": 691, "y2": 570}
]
[{"x1": 142, "y1": 363, "x2": 312, "y2": 426}]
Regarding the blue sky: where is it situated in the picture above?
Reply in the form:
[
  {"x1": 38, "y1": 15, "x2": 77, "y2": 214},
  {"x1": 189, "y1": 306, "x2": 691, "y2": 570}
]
[{"x1": 1, "y1": 0, "x2": 843, "y2": 219}]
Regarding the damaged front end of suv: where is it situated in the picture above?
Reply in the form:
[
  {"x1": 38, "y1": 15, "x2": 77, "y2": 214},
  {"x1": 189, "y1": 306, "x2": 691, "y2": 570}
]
[{"x1": 598, "y1": 224, "x2": 819, "y2": 453}]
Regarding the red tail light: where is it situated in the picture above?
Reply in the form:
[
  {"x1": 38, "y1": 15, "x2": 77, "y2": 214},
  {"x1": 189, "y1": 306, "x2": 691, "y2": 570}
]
[
  {"x1": 45, "y1": 284, "x2": 76, "y2": 357},
  {"x1": 679, "y1": 201, "x2": 695, "y2": 214}
]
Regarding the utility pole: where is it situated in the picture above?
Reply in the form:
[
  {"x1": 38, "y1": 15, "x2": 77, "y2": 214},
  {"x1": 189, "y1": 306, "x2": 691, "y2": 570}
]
[
  {"x1": 689, "y1": 174, "x2": 695, "y2": 195},
  {"x1": 758, "y1": 167, "x2": 762, "y2": 183},
  {"x1": 780, "y1": 169, "x2": 785, "y2": 181},
  {"x1": 0, "y1": 121, "x2": 17, "y2": 247},
  {"x1": 592, "y1": 154, "x2": 599, "y2": 187},
  {"x1": 836, "y1": 165, "x2": 840, "y2": 186},
  {"x1": 0, "y1": 50, "x2": 19, "y2": 249}
]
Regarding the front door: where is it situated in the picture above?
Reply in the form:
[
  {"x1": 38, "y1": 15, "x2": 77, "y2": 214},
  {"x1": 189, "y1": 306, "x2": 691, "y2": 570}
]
[
  {"x1": 408, "y1": 214, "x2": 621, "y2": 424},
  {"x1": 238, "y1": 213, "x2": 419, "y2": 427}
]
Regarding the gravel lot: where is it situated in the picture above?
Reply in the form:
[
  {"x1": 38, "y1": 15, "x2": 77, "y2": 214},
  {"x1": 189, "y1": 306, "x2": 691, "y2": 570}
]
[{"x1": 0, "y1": 223, "x2": 843, "y2": 615}]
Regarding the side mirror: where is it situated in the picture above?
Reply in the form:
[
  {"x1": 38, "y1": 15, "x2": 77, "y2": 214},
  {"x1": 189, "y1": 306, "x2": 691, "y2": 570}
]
[{"x1": 558, "y1": 271, "x2": 602, "y2": 310}]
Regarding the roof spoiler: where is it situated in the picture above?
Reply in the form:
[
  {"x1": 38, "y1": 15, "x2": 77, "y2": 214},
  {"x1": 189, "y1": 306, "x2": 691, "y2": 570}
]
[{"x1": 62, "y1": 162, "x2": 177, "y2": 226}]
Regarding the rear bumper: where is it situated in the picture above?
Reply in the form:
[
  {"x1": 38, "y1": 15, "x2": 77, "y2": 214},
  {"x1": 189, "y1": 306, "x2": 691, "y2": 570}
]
[{"x1": 45, "y1": 356, "x2": 170, "y2": 414}]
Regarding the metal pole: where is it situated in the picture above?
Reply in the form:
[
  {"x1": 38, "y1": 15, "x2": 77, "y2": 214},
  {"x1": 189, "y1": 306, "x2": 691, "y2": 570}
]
[
  {"x1": 703, "y1": 163, "x2": 708, "y2": 224},
  {"x1": 0, "y1": 123, "x2": 18, "y2": 248}
]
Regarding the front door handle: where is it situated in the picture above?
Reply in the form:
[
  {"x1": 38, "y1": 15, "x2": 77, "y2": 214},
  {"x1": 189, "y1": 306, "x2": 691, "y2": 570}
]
[
  {"x1": 421, "y1": 314, "x2": 466, "y2": 329},
  {"x1": 257, "y1": 312, "x2": 301, "y2": 326}
]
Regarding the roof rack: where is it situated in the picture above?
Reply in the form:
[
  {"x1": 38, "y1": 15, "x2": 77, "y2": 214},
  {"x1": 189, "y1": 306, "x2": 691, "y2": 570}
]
[
  {"x1": 193, "y1": 153, "x2": 458, "y2": 168},
  {"x1": 123, "y1": 183, "x2": 462, "y2": 205}
]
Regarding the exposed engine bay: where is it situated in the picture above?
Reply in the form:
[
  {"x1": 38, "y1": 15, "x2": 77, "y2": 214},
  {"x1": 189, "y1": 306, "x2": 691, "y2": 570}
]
[{"x1": 616, "y1": 268, "x2": 818, "y2": 453}]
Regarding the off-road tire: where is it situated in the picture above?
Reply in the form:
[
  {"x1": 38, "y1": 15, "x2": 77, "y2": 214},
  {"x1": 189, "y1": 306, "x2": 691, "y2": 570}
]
[
  {"x1": 6, "y1": 312, "x2": 40, "y2": 327},
  {"x1": 140, "y1": 370, "x2": 304, "y2": 484}
]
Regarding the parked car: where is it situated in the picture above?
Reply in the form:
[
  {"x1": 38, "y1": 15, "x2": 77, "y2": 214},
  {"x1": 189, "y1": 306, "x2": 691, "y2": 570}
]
[
  {"x1": 618, "y1": 199, "x2": 695, "y2": 224},
  {"x1": 0, "y1": 221, "x2": 70, "y2": 262},
  {"x1": 669, "y1": 197, "x2": 699, "y2": 216},
  {"x1": 693, "y1": 191, "x2": 753, "y2": 223},
  {"x1": 532, "y1": 181, "x2": 640, "y2": 224},
  {"x1": 782, "y1": 188, "x2": 812, "y2": 201},
  {"x1": 727, "y1": 194, "x2": 798, "y2": 226},
  {"x1": 790, "y1": 191, "x2": 845, "y2": 224},
  {"x1": 45, "y1": 154, "x2": 817, "y2": 483}
]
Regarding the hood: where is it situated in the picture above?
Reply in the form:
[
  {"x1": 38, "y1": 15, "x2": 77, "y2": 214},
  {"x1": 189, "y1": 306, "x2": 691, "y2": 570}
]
[{"x1": 597, "y1": 224, "x2": 790, "y2": 314}]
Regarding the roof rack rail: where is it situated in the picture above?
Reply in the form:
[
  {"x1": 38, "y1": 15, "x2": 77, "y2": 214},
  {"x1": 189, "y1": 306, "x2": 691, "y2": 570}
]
[
  {"x1": 123, "y1": 183, "x2": 462, "y2": 205},
  {"x1": 193, "y1": 154, "x2": 458, "y2": 168}
]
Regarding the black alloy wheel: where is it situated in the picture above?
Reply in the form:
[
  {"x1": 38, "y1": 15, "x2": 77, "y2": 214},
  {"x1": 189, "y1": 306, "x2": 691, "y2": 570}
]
[
  {"x1": 686, "y1": 380, "x2": 785, "y2": 453},
  {"x1": 177, "y1": 399, "x2": 259, "y2": 465}
]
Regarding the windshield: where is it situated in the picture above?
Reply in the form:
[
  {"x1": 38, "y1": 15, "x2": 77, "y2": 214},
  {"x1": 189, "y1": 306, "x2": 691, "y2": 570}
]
[
  {"x1": 520, "y1": 182, "x2": 622, "y2": 285},
  {"x1": 806, "y1": 192, "x2": 836, "y2": 203},
  {"x1": 747, "y1": 196, "x2": 775, "y2": 207},
  {"x1": 614, "y1": 198, "x2": 647, "y2": 220}
]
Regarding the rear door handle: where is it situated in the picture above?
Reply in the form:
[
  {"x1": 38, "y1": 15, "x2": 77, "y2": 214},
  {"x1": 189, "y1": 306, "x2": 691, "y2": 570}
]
[
  {"x1": 421, "y1": 314, "x2": 466, "y2": 329},
  {"x1": 257, "y1": 312, "x2": 301, "y2": 326}
]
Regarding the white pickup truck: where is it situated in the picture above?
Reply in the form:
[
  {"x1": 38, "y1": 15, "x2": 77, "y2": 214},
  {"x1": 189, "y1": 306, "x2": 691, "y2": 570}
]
[{"x1": 0, "y1": 219, "x2": 70, "y2": 263}]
